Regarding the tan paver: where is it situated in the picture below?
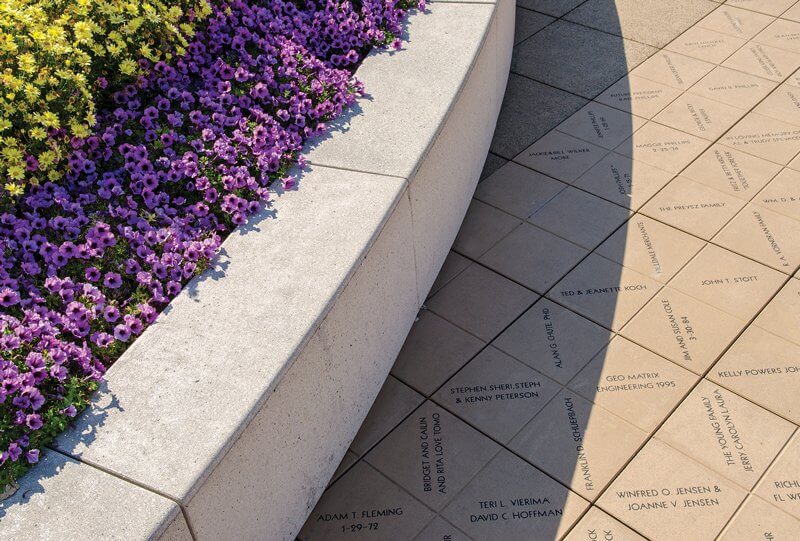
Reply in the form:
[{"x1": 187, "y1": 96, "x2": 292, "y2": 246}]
[
  {"x1": 513, "y1": 131, "x2": 608, "y2": 183},
  {"x1": 754, "y1": 83, "x2": 800, "y2": 127},
  {"x1": 563, "y1": 507, "x2": 646, "y2": 541},
  {"x1": 493, "y1": 298, "x2": 613, "y2": 385},
  {"x1": 527, "y1": 186, "x2": 632, "y2": 250},
  {"x1": 681, "y1": 143, "x2": 781, "y2": 200},
  {"x1": 441, "y1": 450, "x2": 589, "y2": 539},
  {"x1": 432, "y1": 346, "x2": 560, "y2": 444},
  {"x1": 722, "y1": 42, "x2": 800, "y2": 82},
  {"x1": 710, "y1": 326, "x2": 800, "y2": 424},
  {"x1": 689, "y1": 66, "x2": 777, "y2": 109},
  {"x1": 665, "y1": 26, "x2": 746, "y2": 64},
  {"x1": 453, "y1": 199, "x2": 521, "y2": 259},
  {"x1": 755, "y1": 433, "x2": 800, "y2": 519},
  {"x1": 641, "y1": 175, "x2": 745, "y2": 240},
  {"x1": 753, "y1": 17, "x2": 800, "y2": 53},
  {"x1": 724, "y1": 0, "x2": 796, "y2": 17},
  {"x1": 572, "y1": 152, "x2": 674, "y2": 210},
  {"x1": 653, "y1": 92, "x2": 746, "y2": 141},
  {"x1": 595, "y1": 75, "x2": 683, "y2": 119},
  {"x1": 714, "y1": 203, "x2": 800, "y2": 273},
  {"x1": 568, "y1": 336, "x2": 698, "y2": 432},
  {"x1": 474, "y1": 161, "x2": 566, "y2": 220},
  {"x1": 615, "y1": 121, "x2": 709, "y2": 173},
  {"x1": 621, "y1": 287, "x2": 746, "y2": 374},
  {"x1": 351, "y1": 377, "x2": 424, "y2": 456},
  {"x1": 366, "y1": 401, "x2": 499, "y2": 512},
  {"x1": 511, "y1": 390, "x2": 648, "y2": 500},
  {"x1": 548, "y1": 253, "x2": 661, "y2": 331},
  {"x1": 595, "y1": 214, "x2": 705, "y2": 282},
  {"x1": 630, "y1": 51, "x2": 715, "y2": 91},
  {"x1": 557, "y1": 102, "x2": 647, "y2": 150},
  {"x1": 696, "y1": 5, "x2": 775, "y2": 39},
  {"x1": 655, "y1": 380, "x2": 794, "y2": 489},
  {"x1": 598, "y1": 439, "x2": 748, "y2": 541},
  {"x1": 753, "y1": 167, "x2": 800, "y2": 220},
  {"x1": 667, "y1": 243, "x2": 786, "y2": 320},
  {"x1": 299, "y1": 462, "x2": 434, "y2": 540},
  {"x1": 479, "y1": 222, "x2": 588, "y2": 293},
  {"x1": 721, "y1": 113, "x2": 800, "y2": 163},
  {"x1": 719, "y1": 496, "x2": 800, "y2": 540},
  {"x1": 753, "y1": 277, "x2": 800, "y2": 345}
]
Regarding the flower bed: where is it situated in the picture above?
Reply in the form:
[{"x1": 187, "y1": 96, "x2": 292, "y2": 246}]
[{"x1": 0, "y1": 0, "x2": 422, "y2": 489}]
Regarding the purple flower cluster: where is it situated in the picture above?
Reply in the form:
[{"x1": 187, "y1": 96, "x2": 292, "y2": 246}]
[{"x1": 0, "y1": 0, "x2": 423, "y2": 487}]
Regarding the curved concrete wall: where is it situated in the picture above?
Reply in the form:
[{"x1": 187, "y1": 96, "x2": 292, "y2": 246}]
[{"x1": 0, "y1": 1, "x2": 514, "y2": 539}]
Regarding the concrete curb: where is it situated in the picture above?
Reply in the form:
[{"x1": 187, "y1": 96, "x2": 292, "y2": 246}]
[{"x1": 0, "y1": 1, "x2": 514, "y2": 539}]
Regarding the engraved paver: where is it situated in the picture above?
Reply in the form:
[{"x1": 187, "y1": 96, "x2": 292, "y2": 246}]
[{"x1": 304, "y1": 7, "x2": 800, "y2": 539}]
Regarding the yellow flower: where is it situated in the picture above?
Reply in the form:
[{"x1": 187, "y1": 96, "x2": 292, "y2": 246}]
[
  {"x1": 4, "y1": 182, "x2": 24, "y2": 196},
  {"x1": 6, "y1": 165, "x2": 24, "y2": 181},
  {"x1": 119, "y1": 58, "x2": 136, "y2": 75},
  {"x1": 74, "y1": 21, "x2": 93, "y2": 42},
  {"x1": 17, "y1": 53, "x2": 37, "y2": 73},
  {"x1": 29, "y1": 127, "x2": 47, "y2": 140}
]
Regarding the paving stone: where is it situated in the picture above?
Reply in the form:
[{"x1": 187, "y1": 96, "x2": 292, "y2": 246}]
[
  {"x1": 452, "y1": 199, "x2": 522, "y2": 259},
  {"x1": 714, "y1": 203, "x2": 800, "y2": 273},
  {"x1": 557, "y1": 102, "x2": 646, "y2": 150},
  {"x1": 433, "y1": 346, "x2": 561, "y2": 443},
  {"x1": 413, "y1": 517, "x2": 471, "y2": 541},
  {"x1": 725, "y1": 0, "x2": 796, "y2": 17},
  {"x1": 621, "y1": 286, "x2": 746, "y2": 374},
  {"x1": 689, "y1": 66, "x2": 777, "y2": 109},
  {"x1": 516, "y1": 0, "x2": 584, "y2": 17},
  {"x1": 480, "y1": 152, "x2": 508, "y2": 181},
  {"x1": 299, "y1": 462, "x2": 434, "y2": 540},
  {"x1": 514, "y1": 130, "x2": 608, "y2": 183},
  {"x1": 563, "y1": 507, "x2": 647, "y2": 541},
  {"x1": 710, "y1": 325, "x2": 800, "y2": 424},
  {"x1": 479, "y1": 222, "x2": 588, "y2": 293},
  {"x1": 514, "y1": 7, "x2": 553, "y2": 45},
  {"x1": 753, "y1": 17, "x2": 800, "y2": 53},
  {"x1": 511, "y1": 389, "x2": 648, "y2": 499},
  {"x1": 665, "y1": 26, "x2": 747, "y2": 64},
  {"x1": 615, "y1": 121, "x2": 710, "y2": 174},
  {"x1": 723, "y1": 41, "x2": 800, "y2": 81},
  {"x1": 755, "y1": 83, "x2": 800, "y2": 128},
  {"x1": 630, "y1": 51, "x2": 715, "y2": 91},
  {"x1": 565, "y1": 0, "x2": 716, "y2": 48},
  {"x1": 441, "y1": 450, "x2": 589, "y2": 539},
  {"x1": 474, "y1": 161, "x2": 566, "y2": 220},
  {"x1": 351, "y1": 377, "x2": 425, "y2": 456},
  {"x1": 527, "y1": 186, "x2": 632, "y2": 250},
  {"x1": 490, "y1": 74, "x2": 588, "y2": 159},
  {"x1": 329, "y1": 451, "x2": 359, "y2": 485},
  {"x1": 655, "y1": 380, "x2": 794, "y2": 489},
  {"x1": 595, "y1": 75, "x2": 683, "y2": 119},
  {"x1": 595, "y1": 214, "x2": 705, "y2": 283},
  {"x1": 652, "y1": 92, "x2": 746, "y2": 141},
  {"x1": 429, "y1": 251, "x2": 472, "y2": 298},
  {"x1": 668, "y1": 243, "x2": 786, "y2": 320},
  {"x1": 391, "y1": 311, "x2": 485, "y2": 396},
  {"x1": 783, "y1": 1, "x2": 800, "y2": 22},
  {"x1": 366, "y1": 401, "x2": 500, "y2": 512},
  {"x1": 598, "y1": 439, "x2": 748, "y2": 540},
  {"x1": 573, "y1": 152, "x2": 675, "y2": 210},
  {"x1": 493, "y1": 298, "x2": 613, "y2": 385},
  {"x1": 753, "y1": 276, "x2": 800, "y2": 345},
  {"x1": 719, "y1": 496, "x2": 800, "y2": 540},
  {"x1": 696, "y1": 5, "x2": 775, "y2": 39},
  {"x1": 511, "y1": 20, "x2": 656, "y2": 98},
  {"x1": 722, "y1": 113, "x2": 800, "y2": 164},
  {"x1": 641, "y1": 176, "x2": 745, "y2": 240},
  {"x1": 681, "y1": 143, "x2": 781, "y2": 200},
  {"x1": 568, "y1": 336, "x2": 698, "y2": 432},
  {"x1": 755, "y1": 433, "x2": 800, "y2": 519},
  {"x1": 548, "y1": 253, "x2": 660, "y2": 331},
  {"x1": 427, "y1": 263, "x2": 537, "y2": 342}
]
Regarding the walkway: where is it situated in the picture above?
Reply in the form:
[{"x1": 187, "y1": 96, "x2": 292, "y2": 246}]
[{"x1": 301, "y1": 0, "x2": 800, "y2": 539}]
